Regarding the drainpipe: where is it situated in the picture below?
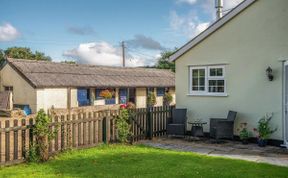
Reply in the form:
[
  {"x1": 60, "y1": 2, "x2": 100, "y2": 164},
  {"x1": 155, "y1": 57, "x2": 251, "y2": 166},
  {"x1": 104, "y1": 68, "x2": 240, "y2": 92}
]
[{"x1": 215, "y1": 0, "x2": 223, "y2": 20}]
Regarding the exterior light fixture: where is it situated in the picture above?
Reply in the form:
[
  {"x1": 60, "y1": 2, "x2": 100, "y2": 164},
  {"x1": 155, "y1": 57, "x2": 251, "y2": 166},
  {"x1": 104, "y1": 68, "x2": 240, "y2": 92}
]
[{"x1": 266, "y1": 67, "x2": 274, "y2": 81}]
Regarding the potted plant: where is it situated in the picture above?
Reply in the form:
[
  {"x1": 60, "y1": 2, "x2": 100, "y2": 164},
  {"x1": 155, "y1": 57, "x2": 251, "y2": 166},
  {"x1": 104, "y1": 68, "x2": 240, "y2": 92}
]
[
  {"x1": 253, "y1": 113, "x2": 277, "y2": 147},
  {"x1": 99, "y1": 89, "x2": 115, "y2": 99},
  {"x1": 237, "y1": 123, "x2": 249, "y2": 144},
  {"x1": 163, "y1": 92, "x2": 173, "y2": 106}
]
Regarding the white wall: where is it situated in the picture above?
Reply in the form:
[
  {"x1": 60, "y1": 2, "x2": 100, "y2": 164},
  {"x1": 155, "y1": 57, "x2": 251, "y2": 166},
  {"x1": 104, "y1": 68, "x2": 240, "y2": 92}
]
[
  {"x1": 36, "y1": 88, "x2": 68, "y2": 112},
  {"x1": 136, "y1": 88, "x2": 147, "y2": 108},
  {"x1": 175, "y1": 0, "x2": 288, "y2": 140}
]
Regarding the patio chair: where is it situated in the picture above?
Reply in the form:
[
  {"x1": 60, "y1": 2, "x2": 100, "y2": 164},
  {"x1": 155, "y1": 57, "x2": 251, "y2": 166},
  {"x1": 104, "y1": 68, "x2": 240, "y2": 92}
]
[
  {"x1": 167, "y1": 108, "x2": 187, "y2": 137},
  {"x1": 210, "y1": 111, "x2": 237, "y2": 140}
]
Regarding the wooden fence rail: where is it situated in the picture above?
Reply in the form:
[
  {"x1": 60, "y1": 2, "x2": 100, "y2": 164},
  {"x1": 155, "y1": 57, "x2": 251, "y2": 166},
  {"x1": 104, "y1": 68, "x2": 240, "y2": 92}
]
[{"x1": 0, "y1": 106, "x2": 173, "y2": 166}]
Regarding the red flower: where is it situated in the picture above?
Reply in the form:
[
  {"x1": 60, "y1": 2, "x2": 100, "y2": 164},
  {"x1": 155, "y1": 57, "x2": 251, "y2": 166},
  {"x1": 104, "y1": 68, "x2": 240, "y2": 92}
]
[{"x1": 120, "y1": 104, "x2": 127, "y2": 109}]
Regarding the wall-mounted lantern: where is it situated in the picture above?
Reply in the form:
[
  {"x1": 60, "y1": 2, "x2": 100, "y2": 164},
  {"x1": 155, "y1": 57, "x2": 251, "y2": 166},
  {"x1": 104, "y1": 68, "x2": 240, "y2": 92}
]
[{"x1": 266, "y1": 67, "x2": 274, "y2": 81}]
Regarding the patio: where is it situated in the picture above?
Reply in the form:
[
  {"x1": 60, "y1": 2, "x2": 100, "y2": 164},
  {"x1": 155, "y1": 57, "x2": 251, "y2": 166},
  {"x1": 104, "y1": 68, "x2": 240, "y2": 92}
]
[{"x1": 139, "y1": 137, "x2": 288, "y2": 167}]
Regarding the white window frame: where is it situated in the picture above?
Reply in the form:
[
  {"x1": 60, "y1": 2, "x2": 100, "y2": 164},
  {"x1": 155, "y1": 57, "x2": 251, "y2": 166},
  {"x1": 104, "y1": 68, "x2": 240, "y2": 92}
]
[{"x1": 189, "y1": 65, "x2": 227, "y2": 96}]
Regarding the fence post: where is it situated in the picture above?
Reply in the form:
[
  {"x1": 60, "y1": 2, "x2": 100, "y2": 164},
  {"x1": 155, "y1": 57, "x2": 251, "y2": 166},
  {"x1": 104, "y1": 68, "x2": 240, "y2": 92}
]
[
  {"x1": 105, "y1": 111, "x2": 111, "y2": 144},
  {"x1": 102, "y1": 117, "x2": 107, "y2": 143},
  {"x1": 146, "y1": 107, "x2": 153, "y2": 140}
]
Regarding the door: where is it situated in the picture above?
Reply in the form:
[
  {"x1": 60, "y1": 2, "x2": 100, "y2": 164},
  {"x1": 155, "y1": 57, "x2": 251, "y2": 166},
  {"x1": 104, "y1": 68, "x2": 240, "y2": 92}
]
[{"x1": 283, "y1": 61, "x2": 288, "y2": 147}]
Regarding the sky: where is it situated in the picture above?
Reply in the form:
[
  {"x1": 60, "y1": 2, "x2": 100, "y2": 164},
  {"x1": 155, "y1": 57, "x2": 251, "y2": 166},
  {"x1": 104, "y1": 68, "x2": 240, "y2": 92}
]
[{"x1": 0, "y1": 0, "x2": 243, "y2": 67}]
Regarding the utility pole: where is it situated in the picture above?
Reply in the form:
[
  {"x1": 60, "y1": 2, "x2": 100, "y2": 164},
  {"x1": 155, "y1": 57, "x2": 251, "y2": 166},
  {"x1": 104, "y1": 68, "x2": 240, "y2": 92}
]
[{"x1": 121, "y1": 41, "x2": 125, "y2": 67}]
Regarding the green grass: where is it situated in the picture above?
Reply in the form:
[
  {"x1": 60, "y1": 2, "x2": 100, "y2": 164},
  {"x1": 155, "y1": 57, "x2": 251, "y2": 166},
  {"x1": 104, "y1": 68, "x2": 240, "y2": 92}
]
[{"x1": 0, "y1": 144, "x2": 287, "y2": 178}]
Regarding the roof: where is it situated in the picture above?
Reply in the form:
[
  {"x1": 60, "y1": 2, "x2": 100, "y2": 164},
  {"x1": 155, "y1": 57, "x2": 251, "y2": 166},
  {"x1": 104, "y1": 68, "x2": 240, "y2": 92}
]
[
  {"x1": 169, "y1": 0, "x2": 257, "y2": 62},
  {"x1": 6, "y1": 58, "x2": 175, "y2": 88},
  {"x1": 0, "y1": 91, "x2": 11, "y2": 110}
]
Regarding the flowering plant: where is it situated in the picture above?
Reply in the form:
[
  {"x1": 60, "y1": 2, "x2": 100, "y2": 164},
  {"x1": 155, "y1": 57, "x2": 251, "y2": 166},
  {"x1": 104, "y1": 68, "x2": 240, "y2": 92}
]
[
  {"x1": 253, "y1": 113, "x2": 277, "y2": 140},
  {"x1": 99, "y1": 89, "x2": 115, "y2": 99}
]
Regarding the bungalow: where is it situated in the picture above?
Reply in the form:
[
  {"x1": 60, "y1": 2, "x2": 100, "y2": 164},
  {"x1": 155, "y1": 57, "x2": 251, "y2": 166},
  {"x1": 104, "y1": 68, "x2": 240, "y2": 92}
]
[
  {"x1": 170, "y1": 0, "x2": 288, "y2": 146},
  {"x1": 0, "y1": 58, "x2": 175, "y2": 113}
]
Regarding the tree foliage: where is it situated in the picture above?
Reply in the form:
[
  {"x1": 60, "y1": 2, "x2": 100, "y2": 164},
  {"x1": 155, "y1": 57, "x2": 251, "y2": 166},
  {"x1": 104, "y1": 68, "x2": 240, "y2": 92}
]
[
  {"x1": 3, "y1": 47, "x2": 51, "y2": 61},
  {"x1": 155, "y1": 50, "x2": 176, "y2": 72}
]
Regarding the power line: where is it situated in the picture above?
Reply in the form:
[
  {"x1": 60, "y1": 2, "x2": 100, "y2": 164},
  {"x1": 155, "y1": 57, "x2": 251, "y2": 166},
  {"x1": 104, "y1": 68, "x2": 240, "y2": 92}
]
[{"x1": 126, "y1": 47, "x2": 156, "y2": 59}]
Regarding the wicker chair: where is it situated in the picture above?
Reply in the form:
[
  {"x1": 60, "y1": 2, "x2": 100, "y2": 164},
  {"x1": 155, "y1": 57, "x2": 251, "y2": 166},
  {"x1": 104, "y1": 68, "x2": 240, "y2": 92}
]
[
  {"x1": 210, "y1": 111, "x2": 237, "y2": 139},
  {"x1": 167, "y1": 109, "x2": 187, "y2": 137}
]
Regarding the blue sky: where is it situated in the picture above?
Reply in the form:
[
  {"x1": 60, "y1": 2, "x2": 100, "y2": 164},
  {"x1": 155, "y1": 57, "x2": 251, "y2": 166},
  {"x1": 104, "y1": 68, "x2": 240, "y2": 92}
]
[{"x1": 0, "y1": 0, "x2": 243, "y2": 66}]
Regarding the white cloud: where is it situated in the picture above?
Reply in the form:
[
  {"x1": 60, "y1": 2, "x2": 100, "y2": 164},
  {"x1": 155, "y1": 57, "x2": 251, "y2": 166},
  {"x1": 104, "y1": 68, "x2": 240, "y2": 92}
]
[
  {"x1": 169, "y1": 0, "x2": 244, "y2": 38},
  {"x1": 63, "y1": 41, "x2": 154, "y2": 67},
  {"x1": 170, "y1": 11, "x2": 210, "y2": 38},
  {"x1": 224, "y1": 0, "x2": 244, "y2": 10},
  {"x1": 176, "y1": 0, "x2": 197, "y2": 5},
  {"x1": 0, "y1": 23, "x2": 20, "y2": 41}
]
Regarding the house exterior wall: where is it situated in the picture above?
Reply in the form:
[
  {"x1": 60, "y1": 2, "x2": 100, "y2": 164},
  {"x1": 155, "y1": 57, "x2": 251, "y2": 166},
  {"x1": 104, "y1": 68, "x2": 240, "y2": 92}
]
[
  {"x1": 175, "y1": 0, "x2": 288, "y2": 140},
  {"x1": 136, "y1": 88, "x2": 147, "y2": 108},
  {"x1": 0, "y1": 64, "x2": 37, "y2": 113},
  {"x1": 71, "y1": 88, "x2": 78, "y2": 107},
  {"x1": 36, "y1": 88, "x2": 68, "y2": 112}
]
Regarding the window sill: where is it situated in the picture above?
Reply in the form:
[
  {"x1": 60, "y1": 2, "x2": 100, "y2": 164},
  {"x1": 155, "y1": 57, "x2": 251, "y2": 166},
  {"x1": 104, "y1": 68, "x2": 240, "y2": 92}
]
[{"x1": 187, "y1": 93, "x2": 228, "y2": 97}]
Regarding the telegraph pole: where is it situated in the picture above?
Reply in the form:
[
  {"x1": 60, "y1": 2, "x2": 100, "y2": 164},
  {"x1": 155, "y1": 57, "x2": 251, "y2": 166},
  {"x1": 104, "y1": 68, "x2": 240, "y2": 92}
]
[{"x1": 121, "y1": 41, "x2": 125, "y2": 67}]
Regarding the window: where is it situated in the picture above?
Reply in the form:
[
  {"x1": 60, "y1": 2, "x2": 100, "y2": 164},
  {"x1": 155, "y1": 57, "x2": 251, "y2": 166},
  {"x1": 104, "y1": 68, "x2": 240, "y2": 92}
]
[
  {"x1": 157, "y1": 88, "x2": 165, "y2": 96},
  {"x1": 189, "y1": 66, "x2": 226, "y2": 96},
  {"x1": 4, "y1": 86, "x2": 13, "y2": 92}
]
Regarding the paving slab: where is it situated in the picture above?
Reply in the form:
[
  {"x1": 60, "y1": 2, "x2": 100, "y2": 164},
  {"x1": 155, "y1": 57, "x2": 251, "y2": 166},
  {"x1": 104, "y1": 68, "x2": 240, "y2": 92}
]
[{"x1": 138, "y1": 137, "x2": 288, "y2": 167}]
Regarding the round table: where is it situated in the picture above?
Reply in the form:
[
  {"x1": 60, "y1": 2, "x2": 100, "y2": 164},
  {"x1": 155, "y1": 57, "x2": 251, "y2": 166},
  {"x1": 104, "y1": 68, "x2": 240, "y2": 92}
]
[{"x1": 188, "y1": 122, "x2": 207, "y2": 137}]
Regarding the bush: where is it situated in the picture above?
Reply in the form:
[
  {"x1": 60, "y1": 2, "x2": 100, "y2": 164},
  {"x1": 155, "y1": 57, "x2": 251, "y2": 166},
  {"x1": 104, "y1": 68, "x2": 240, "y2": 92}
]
[
  {"x1": 254, "y1": 113, "x2": 277, "y2": 140},
  {"x1": 27, "y1": 109, "x2": 56, "y2": 162},
  {"x1": 116, "y1": 108, "x2": 131, "y2": 143}
]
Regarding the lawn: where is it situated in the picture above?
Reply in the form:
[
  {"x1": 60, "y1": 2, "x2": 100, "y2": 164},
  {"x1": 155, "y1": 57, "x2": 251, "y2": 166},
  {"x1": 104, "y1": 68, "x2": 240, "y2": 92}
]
[{"x1": 0, "y1": 145, "x2": 287, "y2": 178}]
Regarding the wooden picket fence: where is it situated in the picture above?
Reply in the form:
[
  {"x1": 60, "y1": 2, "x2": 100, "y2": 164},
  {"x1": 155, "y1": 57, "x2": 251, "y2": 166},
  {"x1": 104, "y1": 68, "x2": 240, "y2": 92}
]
[
  {"x1": 130, "y1": 106, "x2": 174, "y2": 142},
  {"x1": 0, "y1": 105, "x2": 173, "y2": 166}
]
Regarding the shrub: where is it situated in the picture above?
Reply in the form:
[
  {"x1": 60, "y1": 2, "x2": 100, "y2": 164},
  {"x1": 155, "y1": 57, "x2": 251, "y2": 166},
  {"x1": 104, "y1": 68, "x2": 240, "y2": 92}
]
[
  {"x1": 28, "y1": 109, "x2": 56, "y2": 162},
  {"x1": 116, "y1": 107, "x2": 131, "y2": 143},
  {"x1": 238, "y1": 123, "x2": 249, "y2": 141},
  {"x1": 254, "y1": 113, "x2": 277, "y2": 140}
]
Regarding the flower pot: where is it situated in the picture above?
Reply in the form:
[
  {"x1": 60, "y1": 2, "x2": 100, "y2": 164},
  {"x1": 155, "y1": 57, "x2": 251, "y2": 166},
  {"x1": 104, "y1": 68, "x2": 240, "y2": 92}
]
[{"x1": 257, "y1": 139, "x2": 267, "y2": 147}]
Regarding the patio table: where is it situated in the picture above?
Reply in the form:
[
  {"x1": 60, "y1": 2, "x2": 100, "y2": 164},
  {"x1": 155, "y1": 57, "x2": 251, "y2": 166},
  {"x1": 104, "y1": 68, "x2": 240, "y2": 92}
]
[{"x1": 188, "y1": 122, "x2": 207, "y2": 137}]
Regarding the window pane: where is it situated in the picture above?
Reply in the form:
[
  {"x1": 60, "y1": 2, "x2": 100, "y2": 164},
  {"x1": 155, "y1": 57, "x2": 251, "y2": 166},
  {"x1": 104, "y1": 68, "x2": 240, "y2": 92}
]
[
  {"x1": 199, "y1": 77, "x2": 205, "y2": 85},
  {"x1": 209, "y1": 80, "x2": 216, "y2": 86},
  {"x1": 199, "y1": 69, "x2": 205, "y2": 77},
  {"x1": 209, "y1": 67, "x2": 223, "y2": 77},
  {"x1": 217, "y1": 80, "x2": 225, "y2": 86},
  {"x1": 192, "y1": 86, "x2": 198, "y2": 91},
  {"x1": 217, "y1": 87, "x2": 225, "y2": 92},
  {"x1": 210, "y1": 68, "x2": 216, "y2": 76},
  {"x1": 199, "y1": 86, "x2": 205, "y2": 91},
  {"x1": 192, "y1": 78, "x2": 198, "y2": 86},
  {"x1": 192, "y1": 69, "x2": 198, "y2": 77},
  {"x1": 217, "y1": 68, "x2": 223, "y2": 76},
  {"x1": 208, "y1": 79, "x2": 225, "y2": 93}
]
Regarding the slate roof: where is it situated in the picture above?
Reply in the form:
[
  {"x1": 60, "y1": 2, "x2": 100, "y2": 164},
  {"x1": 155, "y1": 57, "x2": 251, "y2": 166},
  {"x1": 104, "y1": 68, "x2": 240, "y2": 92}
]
[{"x1": 6, "y1": 58, "x2": 175, "y2": 88}]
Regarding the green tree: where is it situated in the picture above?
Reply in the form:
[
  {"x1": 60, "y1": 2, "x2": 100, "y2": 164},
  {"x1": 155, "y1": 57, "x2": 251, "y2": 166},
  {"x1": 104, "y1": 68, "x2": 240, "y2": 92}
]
[
  {"x1": 0, "y1": 49, "x2": 5, "y2": 65},
  {"x1": 155, "y1": 50, "x2": 176, "y2": 72},
  {"x1": 4, "y1": 47, "x2": 51, "y2": 61}
]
